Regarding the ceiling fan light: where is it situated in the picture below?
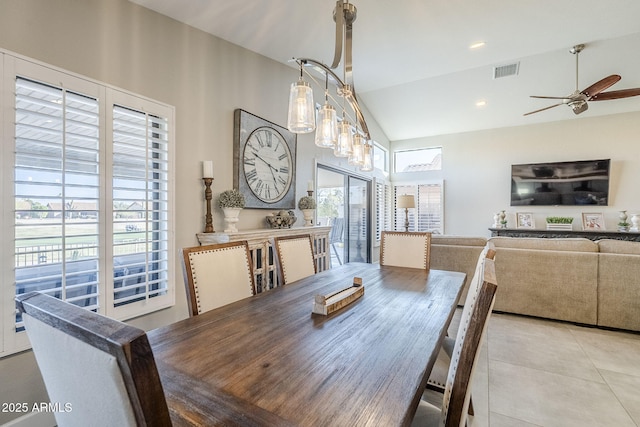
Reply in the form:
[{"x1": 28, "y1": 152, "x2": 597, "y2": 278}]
[
  {"x1": 334, "y1": 121, "x2": 353, "y2": 157},
  {"x1": 314, "y1": 103, "x2": 338, "y2": 148},
  {"x1": 287, "y1": 78, "x2": 315, "y2": 133}
]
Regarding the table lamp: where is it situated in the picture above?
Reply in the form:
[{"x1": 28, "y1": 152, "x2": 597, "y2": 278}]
[{"x1": 397, "y1": 194, "x2": 415, "y2": 232}]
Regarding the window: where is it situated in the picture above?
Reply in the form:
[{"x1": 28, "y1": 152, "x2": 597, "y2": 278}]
[
  {"x1": 393, "y1": 183, "x2": 443, "y2": 234},
  {"x1": 394, "y1": 147, "x2": 442, "y2": 173},
  {"x1": 3, "y1": 54, "x2": 174, "y2": 356},
  {"x1": 373, "y1": 142, "x2": 388, "y2": 173}
]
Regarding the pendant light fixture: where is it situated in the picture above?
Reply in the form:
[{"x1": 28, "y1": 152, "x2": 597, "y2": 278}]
[
  {"x1": 287, "y1": 63, "x2": 315, "y2": 133},
  {"x1": 314, "y1": 75, "x2": 338, "y2": 148},
  {"x1": 288, "y1": 0, "x2": 373, "y2": 171}
]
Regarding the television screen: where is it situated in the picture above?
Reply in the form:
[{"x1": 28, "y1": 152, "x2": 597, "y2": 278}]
[{"x1": 511, "y1": 159, "x2": 610, "y2": 206}]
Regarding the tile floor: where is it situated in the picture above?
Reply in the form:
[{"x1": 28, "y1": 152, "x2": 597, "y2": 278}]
[{"x1": 431, "y1": 311, "x2": 640, "y2": 427}]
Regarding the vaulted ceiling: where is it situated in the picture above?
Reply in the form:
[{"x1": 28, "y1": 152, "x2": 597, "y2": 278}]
[{"x1": 129, "y1": 0, "x2": 640, "y2": 141}]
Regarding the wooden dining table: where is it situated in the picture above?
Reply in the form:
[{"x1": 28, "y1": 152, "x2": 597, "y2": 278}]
[{"x1": 148, "y1": 262, "x2": 466, "y2": 427}]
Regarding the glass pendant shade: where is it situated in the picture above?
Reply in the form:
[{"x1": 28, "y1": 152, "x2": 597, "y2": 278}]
[
  {"x1": 334, "y1": 121, "x2": 353, "y2": 157},
  {"x1": 348, "y1": 134, "x2": 364, "y2": 166},
  {"x1": 314, "y1": 103, "x2": 338, "y2": 148},
  {"x1": 360, "y1": 143, "x2": 373, "y2": 171},
  {"x1": 287, "y1": 78, "x2": 315, "y2": 133}
]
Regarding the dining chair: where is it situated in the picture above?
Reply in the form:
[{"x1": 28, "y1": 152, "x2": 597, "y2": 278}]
[
  {"x1": 15, "y1": 291, "x2": 172, "y2": 427},
  {"x1": 411, "y1": 280, "x2": 498, "y2": 427},
  {"x1": 426, "y1": 243, "x2": 496, "y2": 414},
  {"x1": 273, "y1": 234, "x2": 316, "y2": 285},
  {"x1": 380, "y1": 231, "x2": 432, "y2": 270},
  {"x1": 181, "y1": 241, "x2": 256, "y2": 316}
]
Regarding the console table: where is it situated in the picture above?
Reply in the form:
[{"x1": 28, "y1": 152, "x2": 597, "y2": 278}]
[
  {"x1": 197, "y1": 226, "x2": 331, "y2": 292},
  {"x1": 489, "y1": 228, "x2": 640, "y2": 242}
]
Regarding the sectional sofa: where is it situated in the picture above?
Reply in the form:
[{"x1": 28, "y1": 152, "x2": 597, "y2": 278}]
[{"x1": 429, "y1": 235, "x2": 640, "y2": 332}]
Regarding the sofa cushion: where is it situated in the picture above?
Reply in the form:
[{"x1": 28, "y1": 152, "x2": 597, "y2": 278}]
[
  {"x1": 492, "y1": 245, "x2": 598, "y2": 324},
  {"x1": 597, "y1": 239, "x2": 640, "y2": 255},
  {"x1": 488, "y1": 237, "x2": 598, "y2": 252}
]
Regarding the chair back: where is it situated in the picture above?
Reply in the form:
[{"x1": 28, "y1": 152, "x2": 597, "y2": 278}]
[
  {"x1": 15, "y1": 292, "x2": 171, "y2": 427},
  {"x1": 441, "y1": 280, "x2": 497, "y2": 427},
  {"x1": 380, "y1": 231, "x2": 432, "y2": 270},
  {"x1": 457, "y1": 243, "x2": 496, "y2": 328},
  {"x1": 182, "y1": 241, "x2": 255, "y2": 316},
  {"x1": 274, "y1": 234, "x2": 316, "y2": 285}
]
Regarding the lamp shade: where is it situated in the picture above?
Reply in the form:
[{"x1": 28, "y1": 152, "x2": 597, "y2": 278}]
[
  {"x1": 287, "y1": 78, "x2": 315, "y2": 133},
  {"x1": 334, "y1": 121, "x2": 353, "y2": 157},
  {"x1": 315, "y1": 102, "x2": 338, "y2": 148},
  {"x1": 360, "y1": 142, "x2": 373, "y2": 172},
  {"x1": 348, "y1": 134, "x2": 364, "y2": 166},
  {"x1": 397, "y1": 194, "x2": 415, "y2": 209}
]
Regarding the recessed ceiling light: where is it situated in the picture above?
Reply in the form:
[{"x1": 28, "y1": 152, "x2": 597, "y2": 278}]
[
  {"x1": 476, "y1": 100, "x2": 487, "y2": 107},
  {"x1": 469, "y1": 41, "x2": 486, "y2": 50}
]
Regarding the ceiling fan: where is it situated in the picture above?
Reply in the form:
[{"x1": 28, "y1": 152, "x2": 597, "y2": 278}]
[{"x1": 524, "y1": 44, "x2": 640, "y2": 116}]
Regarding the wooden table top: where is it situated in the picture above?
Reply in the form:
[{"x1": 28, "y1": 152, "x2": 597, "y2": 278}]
[{"x1": 148, "y1": 263, "x2": 465, "y2": 427}]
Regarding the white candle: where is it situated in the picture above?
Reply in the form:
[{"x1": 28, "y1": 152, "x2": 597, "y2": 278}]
[
  {"x1": 202, "y1": 160, "x2": 214, "y2": 178},
  {"x1": 307, "y1": 180, "x2": 314, "y2": 191}
]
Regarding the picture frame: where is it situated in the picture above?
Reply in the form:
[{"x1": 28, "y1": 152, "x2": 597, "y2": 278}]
[
  {"x1": 516, "y1": 212, "x2": 535, "y2": 229},
  {"x1": 582, "y1": 212, "x2": 605, "y2": 230}
]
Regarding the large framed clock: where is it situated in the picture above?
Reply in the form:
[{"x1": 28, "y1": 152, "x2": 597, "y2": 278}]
[{"x1": 233, "y1": 109, "x2": 297, "y2": 209}]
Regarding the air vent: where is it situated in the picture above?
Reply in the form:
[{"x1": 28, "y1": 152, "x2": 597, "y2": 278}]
[{"x1": 493, "y1": 62, "x2": 520, "y2": 79}]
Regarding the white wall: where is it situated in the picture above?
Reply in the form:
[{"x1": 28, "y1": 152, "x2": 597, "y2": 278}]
[
  {"x1": 392, "y1": 111, "x2": 640, "y2": 236},
  {"x1": 0, "y1": 0, "x2": 388, "y2": 423}
]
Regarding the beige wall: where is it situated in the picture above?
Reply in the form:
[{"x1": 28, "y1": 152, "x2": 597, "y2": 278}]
[
  {"x1": 0, "y1": 0, "x2": 389, "y2": 423},
  {"x1": 392, "y1": 111, "x2": 640, "y2": 236}
]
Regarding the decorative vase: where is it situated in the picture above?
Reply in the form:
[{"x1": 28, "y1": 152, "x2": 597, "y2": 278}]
[
  {"x1": 631, "y1": 213, "x2": 640, "y2": 232},
  {"x1": 619, "y1": 210, "x2": 628, "y2": 223},
  {"x1": 222, "y1": 207, "x2": 241, "y2": 233},
  {"x1": 493, "y1": 212, "x2": 500, "y2": 228},
  {"x1": 302, "y1": 209, "x2": 314, "y2": 227}
]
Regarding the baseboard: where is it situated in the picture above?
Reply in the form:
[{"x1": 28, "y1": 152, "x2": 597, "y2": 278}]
[{"x1": 2, "y1": 411, "x2": 55, "y2": 427}]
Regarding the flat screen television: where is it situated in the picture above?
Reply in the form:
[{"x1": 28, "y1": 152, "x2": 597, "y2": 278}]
[{"x1": 511, "y1": 159, "x2": 610, "y2": 206}]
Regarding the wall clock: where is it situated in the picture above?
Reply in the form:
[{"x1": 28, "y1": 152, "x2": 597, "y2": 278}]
[{"x1": 233, "y1": 109, "x2": 297, "y2": 209}]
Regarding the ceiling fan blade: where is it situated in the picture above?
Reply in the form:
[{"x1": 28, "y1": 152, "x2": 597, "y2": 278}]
[
  {"x1": 523, "y1": 103, "x2": 563, "y2": 116},
  {"x1": 581, "y1": 75, "x2": 621, "y2": 98},
  {"x1": 530, "y1": 95, "x2": 571, "y2": 100},
  {"x1": 590, "y1": 88, "x2": 640, "y2": 101}
]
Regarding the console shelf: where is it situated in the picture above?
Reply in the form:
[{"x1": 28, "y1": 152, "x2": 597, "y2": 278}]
[{"x1": 489, "y1": 228, "x2": 640, "y2": 242}]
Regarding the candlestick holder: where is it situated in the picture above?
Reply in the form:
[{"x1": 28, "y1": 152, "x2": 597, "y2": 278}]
[
  {"x1": 203, "y1": 178, "x2": 214, "y2": 233},
  {"x1": 307, "y1": 190, "x2": 314, "y2": 197}
]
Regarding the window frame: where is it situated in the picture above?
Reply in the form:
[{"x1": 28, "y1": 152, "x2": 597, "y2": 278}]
[
  {"x1": 1, "y1": 51, "x2": 175, "y2": 357},
  {"x1": 394, "y1": 147, "x2": 442, "y2": 173}
]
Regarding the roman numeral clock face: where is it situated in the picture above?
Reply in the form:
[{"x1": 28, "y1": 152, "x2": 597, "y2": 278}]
[{"x1": 243, "y1": 127, "x2": 292, "y2": 203}]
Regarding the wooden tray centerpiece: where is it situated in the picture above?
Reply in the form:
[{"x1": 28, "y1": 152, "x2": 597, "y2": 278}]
[{"x1": 312, "y1": 277, "x2": 364, "y2": 315}]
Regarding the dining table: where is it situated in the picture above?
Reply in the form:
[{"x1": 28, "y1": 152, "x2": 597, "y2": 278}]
[{"x1": 148, "y1": 262, "x2": 466, "y2": 426}]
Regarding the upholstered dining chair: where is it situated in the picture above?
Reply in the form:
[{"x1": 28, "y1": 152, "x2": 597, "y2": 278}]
[
  {"x1": 411, "y1": 280, "x2": 498, "y2": 427},
  {"x1": 15, "y1": 291, "x2": 172, "y2": 427},
  {"x1": 181, "y1": 241, "x2": 255, "y2": 316},
  {"x1": 380, "y1": 231, "x2": 432, "y2": 270},
  {"x1": 426, "y1": 243, "x2": 496, "y2": 415},
  {"x1": 273, "y1": 234, "x2": 316, "y2": 285}
]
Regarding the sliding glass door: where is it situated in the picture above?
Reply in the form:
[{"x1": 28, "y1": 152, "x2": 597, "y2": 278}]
[{"x1": 317, "y1": 165, "x2": 370, "y2": 265}]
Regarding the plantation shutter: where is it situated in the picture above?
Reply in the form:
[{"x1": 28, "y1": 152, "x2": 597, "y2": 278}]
[
  {"x1": 14, "y1": 77, "x2": 101, "y2": 331},
  {"x1": 111, "y1": 105, "x2": 170, "y2": 310},
  {"x1": 393, "y1": 183, "x2": 444, "y2": 234}
]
